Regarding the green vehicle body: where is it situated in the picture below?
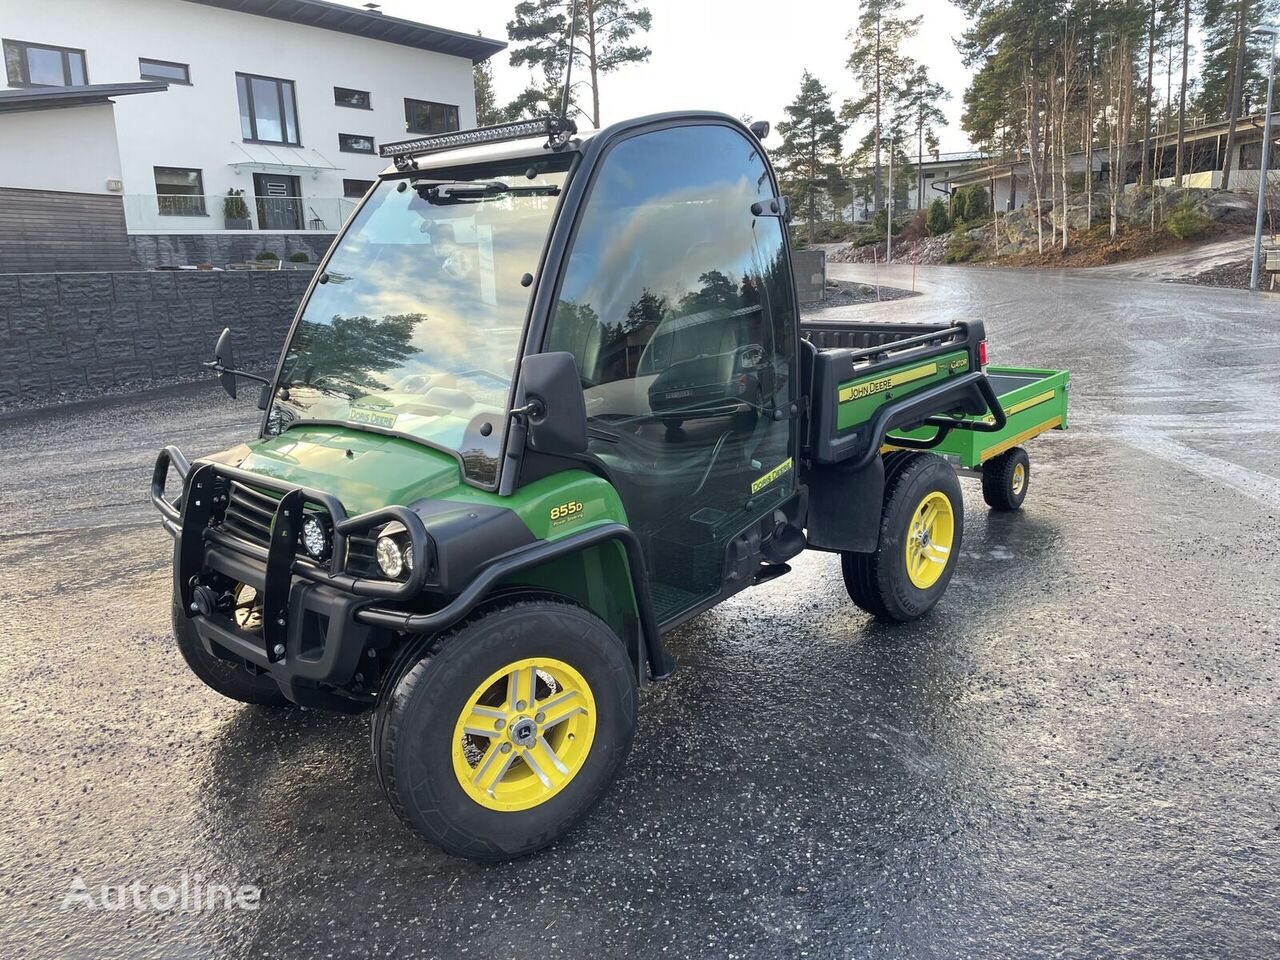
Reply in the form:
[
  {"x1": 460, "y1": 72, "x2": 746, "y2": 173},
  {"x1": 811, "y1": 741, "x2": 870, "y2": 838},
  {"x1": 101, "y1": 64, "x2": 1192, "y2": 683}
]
[{"x1": 201, "y1": 425, "x2": 641, "y2": 659}]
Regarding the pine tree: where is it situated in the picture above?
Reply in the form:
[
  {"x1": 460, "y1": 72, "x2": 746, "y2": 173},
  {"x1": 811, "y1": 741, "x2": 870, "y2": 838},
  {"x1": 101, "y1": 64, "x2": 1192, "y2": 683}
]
[
  {"x1": 926, "y1": 198, "x2": 952, "y2": 235},
  {"x1": 895, "y1": 64, "x2": 950, "y2": 209},
  {"x1": 774, "y1": 72, "x2": 848, "y2": 245},
  {"x1": 843, "y1": 0, "x2": 921, "y2": 213},
  {"x1": 473, "y1": 54, "x2": 505, "y2": 127},
  {"x1": 506, "y1": 0, "x2": 652, "y2": 128}
]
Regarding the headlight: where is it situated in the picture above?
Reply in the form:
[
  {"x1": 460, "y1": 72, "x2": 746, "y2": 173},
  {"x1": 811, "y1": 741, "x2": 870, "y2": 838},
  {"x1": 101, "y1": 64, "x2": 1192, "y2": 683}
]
[
  {"x1": 376, "y1": 536, "x2": 405, "y2": 578},
  {"x1": 301, "y1": 515, "x2": 329, "y2": 561},
  {"x1": 403, "y1": 543, "x2": 414, "y2": 572}
]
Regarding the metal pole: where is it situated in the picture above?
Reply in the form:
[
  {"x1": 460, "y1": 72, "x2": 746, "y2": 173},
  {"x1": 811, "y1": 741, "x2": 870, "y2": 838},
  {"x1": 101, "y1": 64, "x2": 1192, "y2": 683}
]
[
  {"x1": 1250, "y1": 27, "x2": 1277, "y2": 291},
  {"x1": 887, "y1": 138, "x2": 894, "y2": 265}
]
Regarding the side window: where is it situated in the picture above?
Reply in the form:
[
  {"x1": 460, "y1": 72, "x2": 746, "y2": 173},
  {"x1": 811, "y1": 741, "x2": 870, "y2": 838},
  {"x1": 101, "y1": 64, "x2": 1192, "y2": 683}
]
[{"x1": 547, "y1": 124, "x2": 795, "y2": 423}]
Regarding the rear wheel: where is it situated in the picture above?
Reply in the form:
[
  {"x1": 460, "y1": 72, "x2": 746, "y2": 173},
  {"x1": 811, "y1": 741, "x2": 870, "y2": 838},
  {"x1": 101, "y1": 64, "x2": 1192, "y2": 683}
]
[
  {"x1": 172, "y1": 592, "x2": 290, "y2": 707},
  {"x1": 372, "y1": 598, "x2": 636, "y2": 861},
  {"x1": 982, "y1": 446, "x2": 1030, "y2": 511},
  {"x1": 842, "y1": 452, "x2": 964, "y2": 623}
]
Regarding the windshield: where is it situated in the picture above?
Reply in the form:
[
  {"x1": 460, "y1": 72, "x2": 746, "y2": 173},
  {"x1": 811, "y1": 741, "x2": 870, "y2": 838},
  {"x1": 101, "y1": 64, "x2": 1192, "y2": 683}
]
[{"x1": 266, "y1": 154, "x2": 572, "y2": 485}]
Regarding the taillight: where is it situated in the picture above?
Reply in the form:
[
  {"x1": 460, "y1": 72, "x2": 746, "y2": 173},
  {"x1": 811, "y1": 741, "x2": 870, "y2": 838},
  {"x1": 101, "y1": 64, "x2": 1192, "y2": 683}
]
[{"x1": 978, "y1": 340, "x2": 989, "y2": 368}]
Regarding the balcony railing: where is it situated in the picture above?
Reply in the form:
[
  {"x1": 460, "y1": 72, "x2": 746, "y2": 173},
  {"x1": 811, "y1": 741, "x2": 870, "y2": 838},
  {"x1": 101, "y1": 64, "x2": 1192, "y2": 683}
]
[{"x1": 122, "y1": 194, "x2": 361, "y2": 232}]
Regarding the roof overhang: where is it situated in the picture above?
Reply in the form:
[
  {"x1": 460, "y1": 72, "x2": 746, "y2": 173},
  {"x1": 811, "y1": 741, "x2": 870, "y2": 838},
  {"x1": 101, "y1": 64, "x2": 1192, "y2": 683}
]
[
  {"x1": 184, "y1": 0, "x2": 506, "y2": 62},
  {"x1": 0, "y1": 81, "x2": 168, "y2": 115}
]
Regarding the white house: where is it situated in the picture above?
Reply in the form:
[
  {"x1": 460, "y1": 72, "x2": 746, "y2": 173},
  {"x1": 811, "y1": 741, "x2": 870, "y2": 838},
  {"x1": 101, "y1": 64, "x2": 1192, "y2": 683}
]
[{"x1": 0, "y1": 0, "x2": 502, "y2": 269}]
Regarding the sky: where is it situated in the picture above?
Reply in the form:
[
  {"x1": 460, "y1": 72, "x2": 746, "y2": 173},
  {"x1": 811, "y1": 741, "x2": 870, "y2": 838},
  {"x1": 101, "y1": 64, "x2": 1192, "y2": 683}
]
[{"x1": 343, "y1": 0, "x2": 980, "y2": 154}]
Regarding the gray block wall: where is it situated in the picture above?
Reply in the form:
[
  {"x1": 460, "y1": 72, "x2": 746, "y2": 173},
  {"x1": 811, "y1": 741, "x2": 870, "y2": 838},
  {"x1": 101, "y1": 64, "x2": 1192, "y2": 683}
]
[
  {"x1": 128, "y1": 234, "x2": 336, "y2": 270},
  {"x1": 0, "y1": 270, "x2": 313, "y2": 405}
]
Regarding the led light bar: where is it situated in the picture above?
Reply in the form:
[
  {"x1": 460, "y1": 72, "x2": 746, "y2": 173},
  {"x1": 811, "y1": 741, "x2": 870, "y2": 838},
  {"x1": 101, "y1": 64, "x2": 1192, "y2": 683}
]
[{"x1": 379, "y1": 117, "x2": 571, "y2": 160}]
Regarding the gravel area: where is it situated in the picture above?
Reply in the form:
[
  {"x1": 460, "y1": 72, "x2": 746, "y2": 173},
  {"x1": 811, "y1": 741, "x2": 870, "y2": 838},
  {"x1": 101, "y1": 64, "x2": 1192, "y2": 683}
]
[
  {"x1": 1173, "y1": 256, "x2": 1277, "y2": 291},
  {"x1": 3, "y1": 264, "x2": 1280, "y2": 959},
  {"x1": 803, "y1": 278, "x2": 919, "y2": 314}
]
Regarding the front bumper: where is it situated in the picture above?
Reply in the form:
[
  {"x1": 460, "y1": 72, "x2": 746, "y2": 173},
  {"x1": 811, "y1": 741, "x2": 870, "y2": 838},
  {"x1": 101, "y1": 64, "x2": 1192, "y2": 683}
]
[
  {"x1": 151, "y1": 446, "x2": 433, "y2": 700},
  {"x1": 151, "y1": 446, "x2": 677, "y2": 696}
]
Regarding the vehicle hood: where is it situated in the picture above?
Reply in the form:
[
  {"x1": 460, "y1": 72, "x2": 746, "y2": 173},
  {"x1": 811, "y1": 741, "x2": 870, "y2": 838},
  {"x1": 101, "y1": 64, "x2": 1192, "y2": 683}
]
[{"x1": 211, "y1": 425, "x2": 472, "y2": 515}]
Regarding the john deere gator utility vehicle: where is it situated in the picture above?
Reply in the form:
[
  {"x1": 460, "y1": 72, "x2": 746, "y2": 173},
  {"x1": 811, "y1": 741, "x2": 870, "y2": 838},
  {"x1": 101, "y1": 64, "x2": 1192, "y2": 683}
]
[{"x1": 151, "y1": 112, "x2": 1069, "y2": 860}]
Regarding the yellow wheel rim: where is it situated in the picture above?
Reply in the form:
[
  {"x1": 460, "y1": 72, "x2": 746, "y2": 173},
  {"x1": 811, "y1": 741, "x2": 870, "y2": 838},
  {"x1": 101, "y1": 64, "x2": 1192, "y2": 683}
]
[
  {"x1": 1011, "y1": 462, "x2": 1026, "y2": 496},
  {"x1": 451, "y1": 657, "x2": 596, "y2": 812},
  {"x1": 904, "y1": 490, "x2": 955, "y2": 589}
]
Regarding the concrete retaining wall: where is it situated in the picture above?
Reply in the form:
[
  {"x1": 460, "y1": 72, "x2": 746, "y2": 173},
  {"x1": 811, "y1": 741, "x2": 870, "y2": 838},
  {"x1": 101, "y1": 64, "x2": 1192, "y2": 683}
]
[{"x1": 0, "y1": 270, "x2": 312, "y2": 405}]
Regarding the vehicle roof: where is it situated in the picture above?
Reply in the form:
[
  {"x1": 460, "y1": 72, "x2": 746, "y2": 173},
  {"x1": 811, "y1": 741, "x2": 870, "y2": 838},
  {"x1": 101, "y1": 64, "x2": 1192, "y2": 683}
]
[
  {"x1": 378, "y1": 110, "x2": 751, "y2": 177},
  {"x1": 379, "y1": 128, "x2": 601, "y2": 177}
]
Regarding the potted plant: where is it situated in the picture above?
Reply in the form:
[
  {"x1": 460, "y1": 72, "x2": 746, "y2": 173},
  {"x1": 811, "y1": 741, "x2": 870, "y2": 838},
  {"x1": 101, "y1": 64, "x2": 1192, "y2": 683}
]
[{"x1": 224, "y1": 189, "x2": 252, "y2": 229}]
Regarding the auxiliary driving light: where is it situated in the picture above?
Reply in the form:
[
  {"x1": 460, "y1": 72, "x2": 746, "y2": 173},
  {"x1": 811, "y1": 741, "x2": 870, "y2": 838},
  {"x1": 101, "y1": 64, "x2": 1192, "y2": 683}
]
[
  {"x1": 301, "y1": 515, "x2": 330, "y2": 561},
  {"x1": 376, "y1": 536, "x2": 405, "y2": 579}
]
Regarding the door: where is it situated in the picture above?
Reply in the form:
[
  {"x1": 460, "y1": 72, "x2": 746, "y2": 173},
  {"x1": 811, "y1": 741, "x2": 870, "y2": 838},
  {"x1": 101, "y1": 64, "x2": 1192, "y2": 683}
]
[
  {"x1": 544, "y1": 123, "x2": 799, "y2": 624},
  {"x1": 253, "y1": 173, "x2": 302, "y2": 230}
]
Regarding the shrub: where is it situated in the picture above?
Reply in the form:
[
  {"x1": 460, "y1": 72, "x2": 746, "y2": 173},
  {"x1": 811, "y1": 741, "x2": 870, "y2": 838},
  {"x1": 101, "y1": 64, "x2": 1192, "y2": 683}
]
[
  {"x1": 254, "y1": 251, "x2": 280, "y2": 261},
  {"x1": 223, "y1": 189, "x2": 250, "y2": 221},
  {"x1": 944, "y1": 235, "x2": 981, "y2": 264},
  {"x1": 288, "y1": 251, "x2": 310, "y2": 262},
  {"x1": 927, "y1": 198, "x2": 951, "y2": 236},
  {"x1": 1165, "y1": 199, "x2": 1211, "y2": 240},
  {"x1": 952, "y1": 189, "x2": 969, "y2": 224},
  {"x1": 898, "y1": 209, "x2": 928, "y2": 243},
  {"x1": 964, "y1": 185, "x2": 990, "y2": 220}
]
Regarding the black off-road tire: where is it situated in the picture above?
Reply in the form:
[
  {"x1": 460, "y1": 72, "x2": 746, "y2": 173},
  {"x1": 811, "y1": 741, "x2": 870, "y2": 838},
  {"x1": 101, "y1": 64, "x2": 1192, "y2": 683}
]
[
  {"x1": 172, "y1": 594, "x2": 290, "y2": 707},
  {"x1": 982, "y1": 446, "x2": 1030, "y2": 511},
  {"x1": 372, "y1": 598, "x2": 637, "y2": 861},
  {"x1": 841, "y1": 452, "x2": 964, "y2": 623}
]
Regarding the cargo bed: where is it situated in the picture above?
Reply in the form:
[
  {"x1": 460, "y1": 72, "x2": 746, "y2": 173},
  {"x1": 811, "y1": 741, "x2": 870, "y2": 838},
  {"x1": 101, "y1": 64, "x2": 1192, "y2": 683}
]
[
  {"x1": 887, "y1": 366, "x2": 1069, "y2": 469},
  {"x1": 801, "y1": 316, "x2": 1069, "y2": 474}
]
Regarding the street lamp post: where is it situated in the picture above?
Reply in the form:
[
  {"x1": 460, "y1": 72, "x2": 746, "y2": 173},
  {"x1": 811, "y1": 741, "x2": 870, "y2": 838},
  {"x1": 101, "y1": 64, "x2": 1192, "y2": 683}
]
[
  {"x1": 887, "y1": 138, "x2": 894, "y2": 265},
  {"x1": 1250, "y1": 26, "x2": 1277, "y2": 291}
]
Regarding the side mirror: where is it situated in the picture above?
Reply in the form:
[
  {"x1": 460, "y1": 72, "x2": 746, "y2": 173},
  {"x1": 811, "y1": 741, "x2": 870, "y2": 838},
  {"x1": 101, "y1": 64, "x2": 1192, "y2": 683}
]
[
  {"x1": 519, "y1": 351, "x2": 588, "y2": 455},
  {"x1": 206, "y1": 326, "x2": 271, "y2": 400},
  {"x1": 214, "y1": 327, "x2": 238, "y2": 399}
]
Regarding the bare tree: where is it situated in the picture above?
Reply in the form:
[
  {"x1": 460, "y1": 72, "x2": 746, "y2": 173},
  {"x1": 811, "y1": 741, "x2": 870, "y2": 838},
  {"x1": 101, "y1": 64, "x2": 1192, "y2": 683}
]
[
  {"x1": 1175, "y1": 0, "x2": 1190, "y2": 184},
  {"x1": 1220, "y1": 2, "x2": 1248, "y2": 190}
]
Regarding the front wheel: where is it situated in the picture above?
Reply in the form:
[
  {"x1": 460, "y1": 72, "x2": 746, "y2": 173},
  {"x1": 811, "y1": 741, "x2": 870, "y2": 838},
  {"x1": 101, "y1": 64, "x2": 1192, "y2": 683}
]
[
  {"x1": 172, "y1": 593, "x2": 290, "y2": 707},
  {"x1": 372, "y1": 598, "x2": 637, "y2": 861},
  {"x1": 842, "y1": 452, "x2": 964, "y2": 623}
]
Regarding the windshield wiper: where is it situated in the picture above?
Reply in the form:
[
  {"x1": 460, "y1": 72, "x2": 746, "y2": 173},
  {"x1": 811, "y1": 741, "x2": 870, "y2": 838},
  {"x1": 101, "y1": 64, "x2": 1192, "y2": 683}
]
[{"x1": 414, "y1": 180, "x2": 561, "y2": 205}]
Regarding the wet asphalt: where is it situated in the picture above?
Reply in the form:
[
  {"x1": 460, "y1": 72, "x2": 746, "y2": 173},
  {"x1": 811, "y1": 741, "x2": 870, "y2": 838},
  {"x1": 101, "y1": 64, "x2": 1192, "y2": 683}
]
[{"x1": 1, "y1": 264, "x2": 1277, "y2": 959}]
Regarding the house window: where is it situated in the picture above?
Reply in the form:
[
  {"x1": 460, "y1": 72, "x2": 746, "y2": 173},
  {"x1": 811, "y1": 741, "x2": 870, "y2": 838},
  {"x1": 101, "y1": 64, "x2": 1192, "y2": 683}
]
[
  {"x1": 139, "y1": 58, "x2": 190, "y2": 84},
  {"x1": 334, "y1": 86, "x2": 370, "y2": 109},
  {"x1": 404, "y1": 98, "x2": 458, "y2": 135},
  {"x1": 236, "y1": 72, "x2": 300, "y2": 145},
  {"x1": 338, "y1": 133, "x2": 374, "y2": 154},
  {"x1": 3, "y1": 39, "x2": 87, "y2": 87},
  {"x1": 154, "y1": 167, "x2": 206, "y2": 217},
  {"x1": 343, "y1": 179, "x2": 374, "y2": 198}
]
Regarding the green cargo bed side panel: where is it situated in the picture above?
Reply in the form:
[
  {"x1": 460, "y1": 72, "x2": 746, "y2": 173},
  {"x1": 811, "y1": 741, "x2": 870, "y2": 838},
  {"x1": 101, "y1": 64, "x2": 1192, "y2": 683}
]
[
  {"x1": 888, "y1": 366, "x2": 1070, "y2": 468},
  {"x1": 835, "y1": 350, "x2": 972, "y2": 431}
]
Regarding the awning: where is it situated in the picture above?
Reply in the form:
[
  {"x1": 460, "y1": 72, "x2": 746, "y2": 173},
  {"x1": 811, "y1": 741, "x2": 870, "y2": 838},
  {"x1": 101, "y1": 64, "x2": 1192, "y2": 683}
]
[{"x1": 229, "y1": 142, "x2": 342, "y2": 175}]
